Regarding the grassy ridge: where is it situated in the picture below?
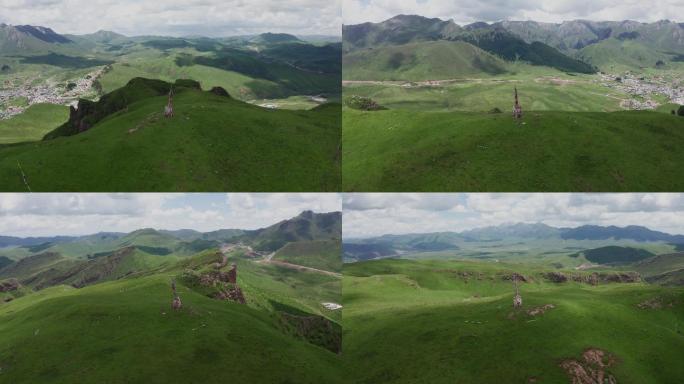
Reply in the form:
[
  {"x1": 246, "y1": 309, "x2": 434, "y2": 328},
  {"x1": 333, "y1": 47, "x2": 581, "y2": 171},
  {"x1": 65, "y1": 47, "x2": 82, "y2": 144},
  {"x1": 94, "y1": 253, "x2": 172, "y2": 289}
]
[
  {"x1": 0, "y1": 276, "x2": 343, "y2": 383},
  {"x1": 342, "y1": 109, "x2": 684, "y2": 191},
  {"x1": 0, "y1": 89, "x2": 341, "y2": 191},
  {"x1": 342, "y1": 258, "x2": 684, "y2": 383}
]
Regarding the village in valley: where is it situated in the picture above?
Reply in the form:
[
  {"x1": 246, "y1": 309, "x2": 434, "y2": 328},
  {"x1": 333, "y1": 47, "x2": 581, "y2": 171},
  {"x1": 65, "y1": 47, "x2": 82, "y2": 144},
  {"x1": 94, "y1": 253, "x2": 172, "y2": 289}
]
[
  {"x1": 597, "y1": 71, "x2": 684, "y2": 110},
  {"x1": 0, "y1": 65, "x2": 107, "y2": 119}
]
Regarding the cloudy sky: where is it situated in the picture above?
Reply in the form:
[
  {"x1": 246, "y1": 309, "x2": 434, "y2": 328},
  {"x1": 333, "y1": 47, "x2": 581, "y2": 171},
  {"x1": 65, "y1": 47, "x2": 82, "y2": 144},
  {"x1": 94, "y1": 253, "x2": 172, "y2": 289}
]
[
  {"x1": 0, "y1": 193, "x2": 341, "y2": 237},
  {"x1": 343, "y1": 193, "x2": 684, "y2": 238},
  {"x1": 344, "y1": 0, "x2": 684, "y2": 25},
  {"x1": 0, "y1": 0, "x2": 341, "y2": 36}
]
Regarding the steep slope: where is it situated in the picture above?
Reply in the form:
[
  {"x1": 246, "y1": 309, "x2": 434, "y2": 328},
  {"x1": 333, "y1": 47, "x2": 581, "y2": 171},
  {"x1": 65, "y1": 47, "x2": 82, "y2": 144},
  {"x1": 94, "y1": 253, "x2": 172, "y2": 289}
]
[
  {"x1": 343, "y1": 40, "x2": 508, "y2": 80},
  {"x1": 0, "y1": 24, "x2": 74, "y2": 54},
  {"x1": 0, "y1": 78, "x2": 341, "y2": 191},
  {"x1": 343, "y1": 14, "x2": 462, "y2": 51},
  {"x1": 500, "y1": 19, "x2": 684, "y2": 53},
  {"x1": 453, "y1": 27, "x2": 595, "y2": 73},
  {"x1": 244, "y1": 211, "x2": 342, "y2": 252},
  {"x1": 636, "y1": 252, "x2": 684, "y2": 286},
  {"x1": 343, "y1": 15, "x2": 596, "y2": 74}
]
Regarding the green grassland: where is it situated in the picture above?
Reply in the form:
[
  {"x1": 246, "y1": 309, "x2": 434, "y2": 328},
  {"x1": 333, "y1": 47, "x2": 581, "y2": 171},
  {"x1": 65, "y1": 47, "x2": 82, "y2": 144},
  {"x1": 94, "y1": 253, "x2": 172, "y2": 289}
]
[
  {"x1": 0, "y1": 242, "x2": 343, "y2": 383},
  {"x1": 0, "y1": 104, "x2": 69, "y2": 143},
  {"x1": 0, "y1": 83, "x2": 341, "y2": 191},
  {"x1": 342, "y1": 258, "x2": 684, "y2": 383},
  {"x1": 273, "y1": 240, "x2": 343, "y2": 272},
  {"x1": 0, "y1": 275, "x2": 342, "y2": 383},
  {"x1": 343, "y1": 74, "x2": 628, "y2": 112},
  {"x1": 97, "y1": 50, "x2": 283, "y2": 101},
  {"x1": 394, "y1": 239, "x2": 679, "y2": 268},
  {"x1": 343, "y1": 108, "x2": 684, "y2": 191},
  {"x1": 577, "y1": 39, "x2": 684, "y2": 72},
  {"x1": 343, "y1": 41, "x2": 509, "y2": 81}
]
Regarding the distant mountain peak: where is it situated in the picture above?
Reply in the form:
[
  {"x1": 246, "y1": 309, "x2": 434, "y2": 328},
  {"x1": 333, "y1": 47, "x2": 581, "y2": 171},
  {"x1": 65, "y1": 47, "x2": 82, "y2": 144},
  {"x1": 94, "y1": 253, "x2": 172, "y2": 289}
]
[
  {"x1": 254, "y1": 32, "x2": 301, "y2": 43},
  {"x1": 13, "y1": 24, "x2": 72, "y2": 43}
]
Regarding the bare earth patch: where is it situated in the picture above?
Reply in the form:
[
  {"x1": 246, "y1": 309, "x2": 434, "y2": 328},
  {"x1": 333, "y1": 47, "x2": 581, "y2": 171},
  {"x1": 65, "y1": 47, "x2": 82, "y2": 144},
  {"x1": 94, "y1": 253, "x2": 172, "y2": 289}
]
[
  {"x1": 527, "y1": 304, "x2": 555, "y2": 317},
  {"x1": 560, "y1": 348, "x2": 617, "y2": 384}
]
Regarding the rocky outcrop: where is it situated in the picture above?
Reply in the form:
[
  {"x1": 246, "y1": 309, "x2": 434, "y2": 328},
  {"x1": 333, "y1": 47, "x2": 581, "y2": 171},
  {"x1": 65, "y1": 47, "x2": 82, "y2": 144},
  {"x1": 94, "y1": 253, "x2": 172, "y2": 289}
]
[
  {"x1": 227, "y1": 264, "x2": 237, "y2": 284},
  {"x1": 527, "y1": 304, "x2": 555, "y2": 316},
  {"x1": 637, "y1": 296, "x2": 678, "y2": 310},
  {"x1": 560, "y1": 348, "x2": 617, "y2": 384},
  {"x1": 199, "y1": 271, "x2": 231, "y2": 286},
  {"x1": 43, "y1": 77, "x2": 205, "y2": 140},
  {"x1": 502, "y1": 272, "x2": 531, "y2": 283},
  {"x1": 213, "y1": 286, "x2": 246, "y2": 304},
  {"x1": 543, "y1": 271, "x2": 640, "y2": 285},
  {"x1": 0, "y1": 278, "x2": 20, "y2": 292},
  {"x1": 209, "y1": 86, "x2": 231, "y2": 98},
  {"x1": 545, "y1": 272, "x2": 568, "y2": 283}
]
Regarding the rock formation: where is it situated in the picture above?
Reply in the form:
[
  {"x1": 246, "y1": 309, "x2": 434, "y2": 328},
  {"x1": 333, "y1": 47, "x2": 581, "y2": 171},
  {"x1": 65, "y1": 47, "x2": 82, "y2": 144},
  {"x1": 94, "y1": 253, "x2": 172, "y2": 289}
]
[
  {"x1": 171, "y1": 279, "x2": 182, "y2": 310},
  {"x1": 228, "y1": 263, "x2": 237, "y2": 284},
  {"x1": 513, "y1": 276, "x2": 522, "y2": 308},
  {"x1": 0, "y1": 278, "x2": 20, "y2": 292},
  {"x1": 560, "y1": 348, "x2": 617, "y2": 384},
  {"x1": 209, "y1": 86, "x2": 231, "y2": 98}
]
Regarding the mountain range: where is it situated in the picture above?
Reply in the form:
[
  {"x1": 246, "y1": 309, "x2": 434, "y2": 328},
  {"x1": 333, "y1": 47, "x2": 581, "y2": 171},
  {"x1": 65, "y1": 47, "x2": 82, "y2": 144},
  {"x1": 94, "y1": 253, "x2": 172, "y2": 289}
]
[
  {"x1": 344, "y1": 223, "x2": 684, "y2": 261},
  {"x1": 0, "y1": 210, "x2": 341, "y2": 290},
  {"x1": 343, "y1": 15, "x2": 684, "y2": 74}
]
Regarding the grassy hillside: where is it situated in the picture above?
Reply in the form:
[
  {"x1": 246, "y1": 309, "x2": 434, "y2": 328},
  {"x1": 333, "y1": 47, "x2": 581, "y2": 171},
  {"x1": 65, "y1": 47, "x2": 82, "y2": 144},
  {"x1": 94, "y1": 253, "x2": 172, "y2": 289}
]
[
  {"x1": 273, "y1": 240, "x2": 342, "y2": 272},
  {"x1": 342, "y1": 258, "x2": 684, "y2": 383},
  {"x1": 581, "y1": 246, "x2": 655, "y2": 265},
  {"x1": 0, "y1": 237, "x2": 343, "y2": 383},
  {"x1": 577, "y1": 39, "x2": 677, "y2": 71},
  {"x1": 343, "y1": 41, "x2": 509, "y2": 81},
  {"x1": 0, "y1": 80, "x2": 341, "y2": 191},
  {"x1": 636, "y1": 252, "x2": 684, "y2": 286},
  {"x1": 0, "y1": 104, "x2": 69, "y2": 144},
  {"x1": 343, "y1": 109, "x2": 684, "y2": 191},
  {"x1": 0, "y1": 275, "x2": 343, "y2": 383}
]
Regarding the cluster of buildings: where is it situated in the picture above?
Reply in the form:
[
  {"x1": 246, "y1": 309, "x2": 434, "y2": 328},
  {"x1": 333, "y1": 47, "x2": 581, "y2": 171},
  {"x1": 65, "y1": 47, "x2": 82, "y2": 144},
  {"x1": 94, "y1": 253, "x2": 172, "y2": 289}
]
[
  {"x1": 0, "y1": 66, "x2": 105, "y2": 120},
  {"x1": 598, "y1": 72, "x2": 684, "y2": 110}
]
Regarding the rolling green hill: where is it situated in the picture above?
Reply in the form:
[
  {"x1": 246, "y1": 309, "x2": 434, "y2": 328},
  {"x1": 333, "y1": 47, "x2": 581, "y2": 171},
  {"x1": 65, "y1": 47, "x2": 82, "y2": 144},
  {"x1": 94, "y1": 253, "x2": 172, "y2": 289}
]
[
  {"x1": 581, "y1": 246, "x2": 655, "y2": 265},
  {"x1": 343, "y1": 109, "x2": 684, "y2": 191},
  {"x1": 636, "y1": 252, "x2": 684, "y2": 286},
  {"x1": 0, "y1": 274, "x2": 343, "y2": 383},
  {"x1": 0, "y1": 213, "x2": 343, "y2": 382},
  {"x1": 342, "y1": 258, "x2": 684, "y2": 383},
  {"x1": 0, "y1": 78, "x2": 341, "y2": 191},
  {"x1": 343, "y1": 40, "x2": 508, "y2": 80},
  {"x1": 577, "y1": 38, "x2": 677, "y2": 71},
  {"x1": 273, "y1": 240, "x2": 342, "y2": 272}
]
